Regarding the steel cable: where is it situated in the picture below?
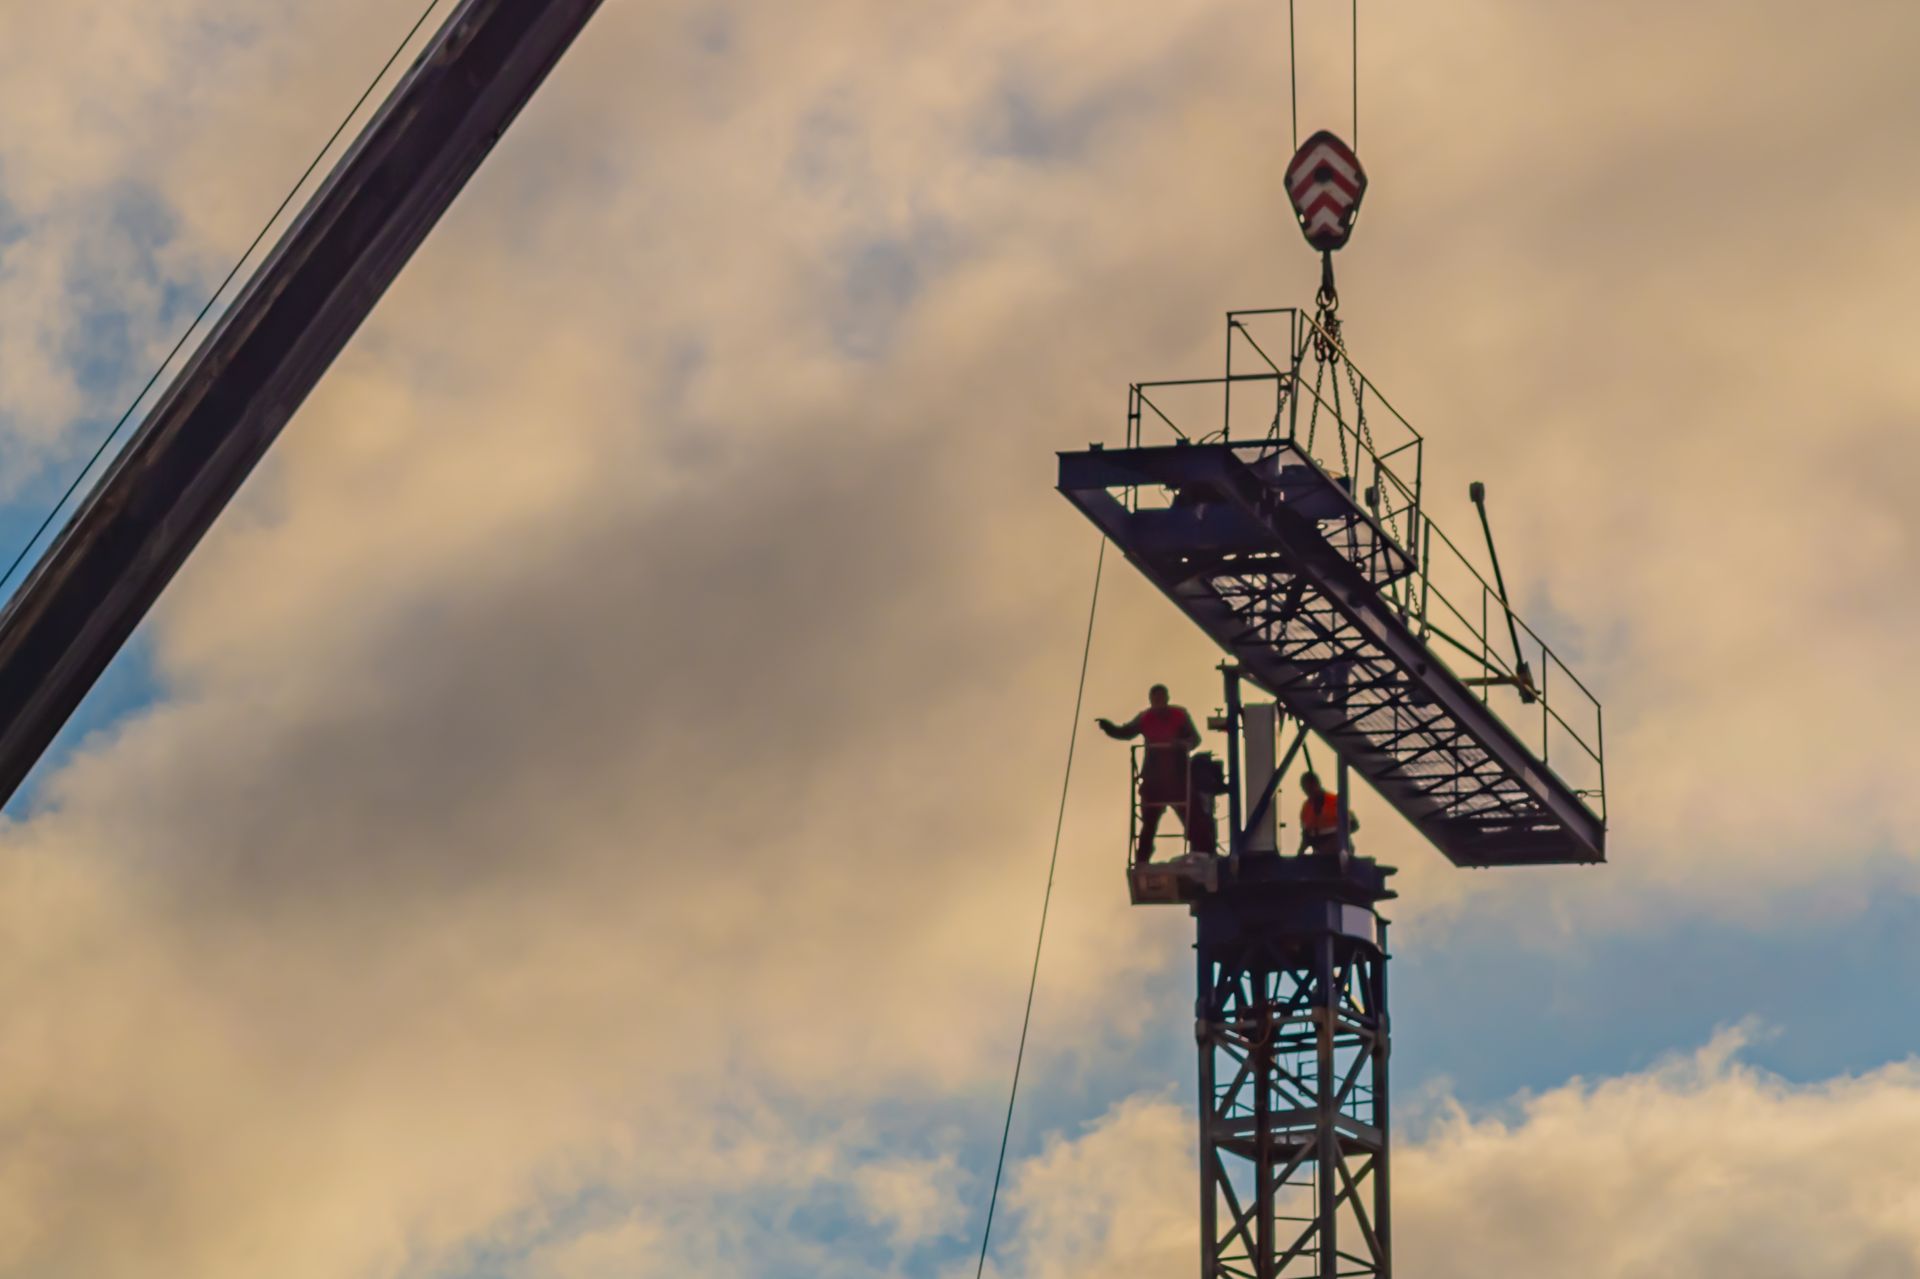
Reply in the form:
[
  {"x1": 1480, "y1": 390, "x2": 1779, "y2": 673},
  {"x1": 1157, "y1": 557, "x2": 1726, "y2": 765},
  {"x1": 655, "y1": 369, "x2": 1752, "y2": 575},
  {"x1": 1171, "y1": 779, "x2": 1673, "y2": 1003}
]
[
  {"x1": 971, "y1": 535, "x2": 1106, "y2": 1279},
  {"x1": 1352, "y1": 0, "x2": 1360, "y2": 148},
  {"x1": 1287, "y1": 0, "x2": 1300, "y2": 150},
  {"x1": 0, "y1": 0, "x2": 446, "y2": 598},
  {"x1": 1287, "y1": 0, "x2": 1361, "y2": 150}
]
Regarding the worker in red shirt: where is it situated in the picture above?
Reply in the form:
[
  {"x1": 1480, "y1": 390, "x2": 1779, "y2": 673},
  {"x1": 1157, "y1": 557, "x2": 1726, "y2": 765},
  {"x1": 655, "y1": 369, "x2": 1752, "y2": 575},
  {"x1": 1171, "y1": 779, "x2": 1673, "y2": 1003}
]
[
  {"x1": 1297, "y1": 771, "x2": 1359, "y2": 859},
  {"x1": 1098, "y1": 684, "x2": 1203, "y2": 863}
]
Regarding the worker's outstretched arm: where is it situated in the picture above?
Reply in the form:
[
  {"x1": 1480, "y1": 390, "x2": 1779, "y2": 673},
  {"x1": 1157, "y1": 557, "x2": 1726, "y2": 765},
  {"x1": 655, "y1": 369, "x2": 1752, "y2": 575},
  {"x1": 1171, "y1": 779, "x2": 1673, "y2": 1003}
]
[{"x1": 1097, "y1": 714, "x2": 1142, "y2": 740}]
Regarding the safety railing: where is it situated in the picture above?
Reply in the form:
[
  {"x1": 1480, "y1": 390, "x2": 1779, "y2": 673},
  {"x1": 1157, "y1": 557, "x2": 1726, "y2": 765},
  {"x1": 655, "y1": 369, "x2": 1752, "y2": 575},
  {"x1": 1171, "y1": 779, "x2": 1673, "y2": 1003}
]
[
  {"x1": 1117, "y1": 308, "x2": 1606, "y2": 824},
  {"x1": 1127, "y1": 743, "x2": 1221, "y2": 868}
]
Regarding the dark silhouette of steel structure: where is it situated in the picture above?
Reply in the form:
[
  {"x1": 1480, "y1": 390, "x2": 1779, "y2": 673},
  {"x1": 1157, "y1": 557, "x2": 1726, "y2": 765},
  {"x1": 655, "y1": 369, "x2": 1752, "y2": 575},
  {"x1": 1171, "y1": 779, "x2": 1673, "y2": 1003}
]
[
  {"x1": 1059, "y1": 307, "x2": 1606, "y2": 1277},
  {"x1": 0, "y1": 0, "x2": 605, "y2": 808},
  {"x1": 1193, "y1": 842, "x2": 1394, "y2": 1278}
]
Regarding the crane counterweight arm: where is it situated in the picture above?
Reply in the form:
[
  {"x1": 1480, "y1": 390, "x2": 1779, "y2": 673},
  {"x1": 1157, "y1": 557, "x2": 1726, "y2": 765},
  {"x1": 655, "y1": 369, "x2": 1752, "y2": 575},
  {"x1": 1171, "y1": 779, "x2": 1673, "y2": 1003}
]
[{"x1": 0, "y1": 0, "x2": 606, "y2": 809}]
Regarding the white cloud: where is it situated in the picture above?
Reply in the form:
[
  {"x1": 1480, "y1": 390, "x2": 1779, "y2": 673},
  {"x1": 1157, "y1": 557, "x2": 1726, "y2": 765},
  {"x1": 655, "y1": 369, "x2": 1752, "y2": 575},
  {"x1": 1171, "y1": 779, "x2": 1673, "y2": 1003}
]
[
  {"x1": 519, "y1": 1217, "x2": 667, "y2": 1279},
  {"x1": 993, "y1": 1032, "x2": 1920, "y2": 1279},
  {"x1": 991, "y1": 1095, "x2": 1193, "y2": 1279},
  {"x1": 853, "y1": 1154, "x2": 967, "y2": 1248}
]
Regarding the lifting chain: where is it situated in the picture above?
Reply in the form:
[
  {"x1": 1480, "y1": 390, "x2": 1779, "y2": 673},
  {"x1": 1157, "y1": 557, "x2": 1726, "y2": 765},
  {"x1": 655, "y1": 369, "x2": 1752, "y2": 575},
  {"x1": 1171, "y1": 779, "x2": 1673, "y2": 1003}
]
[
  {"x1": 1303, "y1": 344, "x2": 1330, "y2": 454},
  {"x1": 1311, "y1": 251, "x2": 1347, "y2": 491},
  {"x1": 1316, "y1": 303, "x2": 1352, "y2": 483},
  {"x1": 1311, "y1": 250, "x2": 1342, "y2": 364}
]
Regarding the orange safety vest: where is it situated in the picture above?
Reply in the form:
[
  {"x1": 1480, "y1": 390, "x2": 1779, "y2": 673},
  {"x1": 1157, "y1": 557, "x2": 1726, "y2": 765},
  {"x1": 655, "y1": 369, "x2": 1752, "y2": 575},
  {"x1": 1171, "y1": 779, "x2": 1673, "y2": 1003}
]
[{"x1": 1300, "y1": 792, "x2": 1342, "y2": 836}]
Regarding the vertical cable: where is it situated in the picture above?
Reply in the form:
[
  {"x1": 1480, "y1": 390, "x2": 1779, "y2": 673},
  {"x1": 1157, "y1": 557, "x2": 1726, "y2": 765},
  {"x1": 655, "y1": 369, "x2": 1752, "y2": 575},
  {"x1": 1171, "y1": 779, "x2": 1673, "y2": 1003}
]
[
  {"x1": 1288, "y1": 0, "x2": 1300, "y2": 150},
  {"x1": 1352, "y1": 0, "x2": 1360, "y2": 147}
]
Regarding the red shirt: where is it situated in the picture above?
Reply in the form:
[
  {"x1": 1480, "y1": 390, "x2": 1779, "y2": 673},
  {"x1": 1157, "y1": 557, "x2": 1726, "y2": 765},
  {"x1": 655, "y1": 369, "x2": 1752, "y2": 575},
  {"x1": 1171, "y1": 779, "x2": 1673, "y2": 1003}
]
[{"x1": 1136, "y1": 706, "x2": 1197, "y2": 747}]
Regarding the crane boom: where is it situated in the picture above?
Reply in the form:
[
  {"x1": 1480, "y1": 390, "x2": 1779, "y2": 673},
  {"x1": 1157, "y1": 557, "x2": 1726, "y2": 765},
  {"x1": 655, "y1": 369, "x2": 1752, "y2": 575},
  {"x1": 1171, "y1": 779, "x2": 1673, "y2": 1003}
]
[{"x1": 0, "y1": 0, "x2": 604, "y2": 809}]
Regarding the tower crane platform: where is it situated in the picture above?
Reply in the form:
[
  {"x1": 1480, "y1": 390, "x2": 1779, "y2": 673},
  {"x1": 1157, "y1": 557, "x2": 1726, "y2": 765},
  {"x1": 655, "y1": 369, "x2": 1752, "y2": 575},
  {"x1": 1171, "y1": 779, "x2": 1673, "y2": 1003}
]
[
  {"x1": 1065, "y1": 306, "x2": 1608, "y2": 1279},
  {"x1": 1060, "y1": 308, "x2": 1606, "y2": 868}
]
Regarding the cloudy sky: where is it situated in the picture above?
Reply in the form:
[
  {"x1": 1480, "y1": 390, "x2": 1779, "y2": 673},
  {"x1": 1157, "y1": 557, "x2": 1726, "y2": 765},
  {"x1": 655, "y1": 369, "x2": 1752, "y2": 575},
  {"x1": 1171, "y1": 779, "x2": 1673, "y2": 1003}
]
[{"x1": 0, "y1": 0, "x2": 1917, "y2": 1275}]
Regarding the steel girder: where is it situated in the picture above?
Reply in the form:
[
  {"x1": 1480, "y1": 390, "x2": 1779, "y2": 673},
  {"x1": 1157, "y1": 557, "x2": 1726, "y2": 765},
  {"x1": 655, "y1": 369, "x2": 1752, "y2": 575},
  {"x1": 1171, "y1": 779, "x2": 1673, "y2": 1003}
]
[{"x1": 1058, "y1": 441, "x2": 1604, "y2": 866}]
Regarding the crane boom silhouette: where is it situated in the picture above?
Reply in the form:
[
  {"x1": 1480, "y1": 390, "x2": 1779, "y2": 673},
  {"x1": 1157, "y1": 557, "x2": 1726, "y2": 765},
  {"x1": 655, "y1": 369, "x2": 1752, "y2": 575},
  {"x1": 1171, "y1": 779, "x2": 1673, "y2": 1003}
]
[{"x1": 0, "y1": 0, "x2": 604, "y2": 808}]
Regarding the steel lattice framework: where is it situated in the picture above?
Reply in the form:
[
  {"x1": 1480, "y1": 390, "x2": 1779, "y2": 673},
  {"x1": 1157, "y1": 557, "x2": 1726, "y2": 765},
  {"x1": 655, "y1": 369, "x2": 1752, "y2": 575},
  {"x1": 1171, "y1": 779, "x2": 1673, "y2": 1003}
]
[
  {"x1": 1196, "y1": 862, "x2": 1392, "y2": 1279},
  {"x1": 1058, "y1": 309, "x2": 1606, "y2": 866}
]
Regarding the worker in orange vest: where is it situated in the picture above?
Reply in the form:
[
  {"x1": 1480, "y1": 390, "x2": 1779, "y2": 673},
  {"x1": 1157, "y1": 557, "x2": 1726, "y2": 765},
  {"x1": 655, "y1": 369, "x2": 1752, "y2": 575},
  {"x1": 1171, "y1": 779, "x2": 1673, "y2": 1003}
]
[
  {"x1": 1297, "y1": 771, "x2": 1359, "y2": 858},
  {"x1": 1098, "y1": 684, "x2": 1202, "y2": 863}
]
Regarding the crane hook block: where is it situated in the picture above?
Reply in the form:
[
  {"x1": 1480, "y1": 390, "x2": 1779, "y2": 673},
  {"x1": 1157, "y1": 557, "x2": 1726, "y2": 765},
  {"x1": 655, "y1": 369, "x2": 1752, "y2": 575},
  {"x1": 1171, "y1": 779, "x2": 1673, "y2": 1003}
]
[{"x1": 1286, "y1": 130, "x2": 1367, "y2": 252}]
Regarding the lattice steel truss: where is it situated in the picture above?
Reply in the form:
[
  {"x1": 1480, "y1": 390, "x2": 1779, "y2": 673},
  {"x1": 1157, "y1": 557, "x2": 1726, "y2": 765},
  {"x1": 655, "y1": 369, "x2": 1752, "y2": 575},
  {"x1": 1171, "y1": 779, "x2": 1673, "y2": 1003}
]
[
  {"x1": 1196, "y1": 871, "x2": 1392, "y2": 1279},
  {"x1": 1204, "y1": 489, "x2": 1558, "y2": 850}
]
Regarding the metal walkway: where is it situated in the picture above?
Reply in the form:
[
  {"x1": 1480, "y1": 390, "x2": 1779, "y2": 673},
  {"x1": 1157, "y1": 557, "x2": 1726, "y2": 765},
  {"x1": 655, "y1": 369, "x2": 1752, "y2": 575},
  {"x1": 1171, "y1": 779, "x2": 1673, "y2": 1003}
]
[
  {"x1": 1057, "y1": 308, "x2": 1606, "y2": 867},
  {"x1": 1062, "y1": 440, "x2": 1600, "y2": 865}
]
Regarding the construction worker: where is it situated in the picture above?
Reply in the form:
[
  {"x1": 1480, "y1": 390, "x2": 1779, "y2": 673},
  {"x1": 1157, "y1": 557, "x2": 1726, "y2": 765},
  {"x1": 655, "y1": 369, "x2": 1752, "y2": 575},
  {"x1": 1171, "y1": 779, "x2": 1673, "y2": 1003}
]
[
  {"x1": 1098, "y1": 685, "x2": 1202, "y2": 863},
  {"x1": 1298, "y1": 771, "x2": 1359, "y2": 859}
]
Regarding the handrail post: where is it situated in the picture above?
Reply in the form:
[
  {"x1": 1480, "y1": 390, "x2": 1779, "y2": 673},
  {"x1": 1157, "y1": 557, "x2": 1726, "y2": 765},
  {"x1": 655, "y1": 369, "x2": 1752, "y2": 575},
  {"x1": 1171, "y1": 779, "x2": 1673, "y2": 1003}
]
[
  {"x1": 1542, "y1": 648, "x2": 1551, "y2": 764},
  {"x1": 1224, "y1": 317, "x2": 1235, "y2": 441},
  {"x1": 1224, "y1": 666, "x2": 1245, "y2": 861}
]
